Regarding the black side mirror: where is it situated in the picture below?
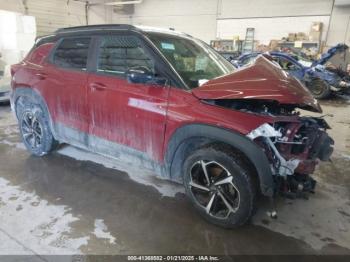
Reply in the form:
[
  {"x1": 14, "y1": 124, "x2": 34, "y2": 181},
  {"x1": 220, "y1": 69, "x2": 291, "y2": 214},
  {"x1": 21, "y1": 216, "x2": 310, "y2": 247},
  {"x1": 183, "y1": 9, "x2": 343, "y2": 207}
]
[{"x1": 126, "y1": 68, "x2": 168, "y2": 86}]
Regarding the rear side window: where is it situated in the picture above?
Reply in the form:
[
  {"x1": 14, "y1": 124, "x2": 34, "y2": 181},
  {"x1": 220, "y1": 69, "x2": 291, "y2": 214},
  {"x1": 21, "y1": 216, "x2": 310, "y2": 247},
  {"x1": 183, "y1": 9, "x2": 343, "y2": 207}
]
[
  {"x1": 52, "y1": 38, "x2": 91, "y2": 70},
  {"x1": 97, "y1": 35, "x2": 155, "y2": 77}
]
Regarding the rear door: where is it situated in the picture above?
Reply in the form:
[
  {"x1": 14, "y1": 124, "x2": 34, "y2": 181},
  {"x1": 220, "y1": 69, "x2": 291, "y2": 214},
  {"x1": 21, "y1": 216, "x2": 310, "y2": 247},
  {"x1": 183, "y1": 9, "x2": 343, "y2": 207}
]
[
  {"x1": 87, "y1": 34, "x2": 170, "y2": 161},
  {"x1": 45, "y1": 37, "x2": 92, "y2": 141}
]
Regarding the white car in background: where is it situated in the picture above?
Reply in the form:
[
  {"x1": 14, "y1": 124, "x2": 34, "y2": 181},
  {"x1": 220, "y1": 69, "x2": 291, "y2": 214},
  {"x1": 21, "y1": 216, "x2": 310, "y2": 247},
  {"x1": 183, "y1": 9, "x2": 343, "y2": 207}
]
[{"x1": 0, "y1": 64, "x2": 11, "y2": 103}]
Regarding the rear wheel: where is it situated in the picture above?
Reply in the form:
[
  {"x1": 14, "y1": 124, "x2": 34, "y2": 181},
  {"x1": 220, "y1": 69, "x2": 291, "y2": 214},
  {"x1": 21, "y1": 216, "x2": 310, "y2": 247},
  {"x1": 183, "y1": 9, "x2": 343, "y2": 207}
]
[
  {"x1": 183, "y1": 145, "x2": 256, "y2": 228},
  {"x1": 307, "y1": 78, "x2": 331, "y2": 99},
  {"x1": 17, "y1": 100, "x2": 58, "y2": 156}
]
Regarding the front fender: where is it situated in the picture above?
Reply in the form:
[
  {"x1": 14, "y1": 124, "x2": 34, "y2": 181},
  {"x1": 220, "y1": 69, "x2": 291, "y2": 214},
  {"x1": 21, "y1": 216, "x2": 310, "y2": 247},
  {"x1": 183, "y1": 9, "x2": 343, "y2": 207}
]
[{"x1": 164, "y1": 124, "x2": 274, "y2": 197}]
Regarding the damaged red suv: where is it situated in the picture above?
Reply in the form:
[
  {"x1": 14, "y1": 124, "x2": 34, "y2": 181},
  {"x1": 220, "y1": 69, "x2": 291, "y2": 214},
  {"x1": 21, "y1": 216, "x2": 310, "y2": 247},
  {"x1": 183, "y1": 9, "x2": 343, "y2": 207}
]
[{"x1": 11, "y1": 25, "x2": 334, "y2": 227}]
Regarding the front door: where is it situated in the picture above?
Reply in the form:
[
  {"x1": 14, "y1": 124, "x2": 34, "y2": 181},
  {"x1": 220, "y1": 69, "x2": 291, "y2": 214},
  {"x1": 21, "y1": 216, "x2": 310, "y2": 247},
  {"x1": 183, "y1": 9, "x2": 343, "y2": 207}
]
[{"x1": 87, "y1": 34, "x2": 170, "y2": 161}]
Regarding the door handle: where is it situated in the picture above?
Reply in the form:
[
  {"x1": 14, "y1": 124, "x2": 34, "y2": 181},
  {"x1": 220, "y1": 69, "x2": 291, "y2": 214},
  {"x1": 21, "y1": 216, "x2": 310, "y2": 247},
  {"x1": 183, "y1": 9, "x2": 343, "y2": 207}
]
[
  {"x1": 35, "y1": 72, "x2": 47, "y2": 80},
  {"x1": 89, "y1": 82, "x2": 106, "y2": 91}
]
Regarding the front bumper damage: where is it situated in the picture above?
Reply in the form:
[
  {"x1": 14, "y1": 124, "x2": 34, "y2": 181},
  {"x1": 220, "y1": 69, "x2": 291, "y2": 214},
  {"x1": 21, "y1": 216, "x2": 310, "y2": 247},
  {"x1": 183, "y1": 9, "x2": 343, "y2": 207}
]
[
  {"x1": 245, "y1": 120, "x2": 333, "y2": 218},
  {"x1": 330, "y1": 80, "x2": 350, "y2": 93},
  {"x1": 247, "y1": 123, "x2": 300, "y2": 177},
  {"x1": 247, "y1": 120, "x2": 334, "y2": 199}
]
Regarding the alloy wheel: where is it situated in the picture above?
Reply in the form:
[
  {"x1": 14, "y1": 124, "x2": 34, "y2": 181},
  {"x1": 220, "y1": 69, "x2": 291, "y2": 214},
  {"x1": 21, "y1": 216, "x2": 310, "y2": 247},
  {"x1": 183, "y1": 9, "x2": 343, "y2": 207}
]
[
  {"x1": 189, "y1": 160, "x2": 240, "y2": 219},
  {"x1": 311, "y1": 84, "x2": 324, "y2": 96},
  {"x1": 21, "y1": 111, "x2": 43, "y2": 149},
  {"x1": 309, "y1": 79, "x2": 327, "y2": 96}
]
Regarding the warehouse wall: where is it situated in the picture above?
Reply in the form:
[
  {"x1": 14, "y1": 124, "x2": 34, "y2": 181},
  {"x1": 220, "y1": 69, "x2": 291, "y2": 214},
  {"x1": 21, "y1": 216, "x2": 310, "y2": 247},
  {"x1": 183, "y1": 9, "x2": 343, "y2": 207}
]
[
  {"x1": 112, "y1": 0, "x2": 348, "y2": 47},
  {"x1": 0, "y1": 0, "x2": 347, "y2": 47},
  {"x1": 217, "y1": 16, "x2": 330, "y2": 44},
  {"x1": 89, "y1": 3, "x2": 113, "y2": 25},
  {"x1": 218, "y1": 0, "x2": 333, "y2": 18},
  {"x1": 0, "y1": 0, "x2": 111, "y2": 36},
  {"x1": 111, "y1": 0, "x2": 219, "y2": 43},
  {"x1": 217, "y1": 0, "x2": 332, "y2": 44},
  {"x1": 326, "y1": 5, "x2": 350, "y2": 46}
]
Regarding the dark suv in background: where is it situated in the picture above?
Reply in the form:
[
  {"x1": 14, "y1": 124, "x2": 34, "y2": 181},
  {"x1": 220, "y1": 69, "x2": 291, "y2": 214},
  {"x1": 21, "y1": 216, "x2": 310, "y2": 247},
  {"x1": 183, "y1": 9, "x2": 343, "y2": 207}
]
[{"x1": 11, "y1": 25, "x2": 334, "y2": 227}]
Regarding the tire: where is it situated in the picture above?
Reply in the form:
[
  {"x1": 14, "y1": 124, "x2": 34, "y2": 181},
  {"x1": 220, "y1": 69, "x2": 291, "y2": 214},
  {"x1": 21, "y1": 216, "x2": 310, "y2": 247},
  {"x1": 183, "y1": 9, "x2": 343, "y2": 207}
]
[
  {"x1": 307, "y1": 78, "x2": 331, "y2": 99},
  {"x1": 16, "y1": 98, "x2": 58, "y2": 156},
  {"x1": 183, "y1": 145, "x2": 256, "y2": 228}
]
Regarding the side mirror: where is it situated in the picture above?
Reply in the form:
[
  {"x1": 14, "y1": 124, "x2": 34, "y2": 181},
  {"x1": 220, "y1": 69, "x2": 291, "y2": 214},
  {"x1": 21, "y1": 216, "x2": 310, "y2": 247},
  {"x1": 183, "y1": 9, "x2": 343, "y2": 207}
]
[{"x1": 126, "y1": 69, "x2": 168, "y2": 86}]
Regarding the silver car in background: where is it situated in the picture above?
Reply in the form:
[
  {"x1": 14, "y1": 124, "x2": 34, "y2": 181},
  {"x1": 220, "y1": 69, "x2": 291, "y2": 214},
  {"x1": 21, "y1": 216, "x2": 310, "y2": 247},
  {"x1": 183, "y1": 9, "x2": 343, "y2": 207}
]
[{"x1": 0, "y1": 63, "x2": 10, "y2": 103}]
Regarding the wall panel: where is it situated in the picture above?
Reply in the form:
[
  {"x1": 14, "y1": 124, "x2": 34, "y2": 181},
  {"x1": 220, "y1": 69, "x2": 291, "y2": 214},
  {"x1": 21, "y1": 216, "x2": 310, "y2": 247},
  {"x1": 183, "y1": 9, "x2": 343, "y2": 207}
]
[
  {"x1": 217, "y1": 16, "x2": 330, "y2": 44},
  {"x1": 218, "y1": 0, "x2": 333, "y2": 19}
]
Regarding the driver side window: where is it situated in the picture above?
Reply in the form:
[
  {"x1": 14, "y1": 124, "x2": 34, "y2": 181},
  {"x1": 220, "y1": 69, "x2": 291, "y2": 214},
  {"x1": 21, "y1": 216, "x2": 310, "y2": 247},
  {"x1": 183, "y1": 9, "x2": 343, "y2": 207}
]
[
  {"x1": 97, "y1": 35, "x2": 155, "y2": 78},
  {"x1": 274, "y1": 57, "x2": 299, "y2": 71}
]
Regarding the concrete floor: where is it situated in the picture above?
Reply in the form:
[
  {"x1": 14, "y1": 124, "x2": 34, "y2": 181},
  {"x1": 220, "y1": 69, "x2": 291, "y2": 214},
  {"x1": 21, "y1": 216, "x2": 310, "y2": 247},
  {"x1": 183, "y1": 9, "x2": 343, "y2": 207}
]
[{"x1": 0, "y1": 97, "x2": 350, "y2": 257}]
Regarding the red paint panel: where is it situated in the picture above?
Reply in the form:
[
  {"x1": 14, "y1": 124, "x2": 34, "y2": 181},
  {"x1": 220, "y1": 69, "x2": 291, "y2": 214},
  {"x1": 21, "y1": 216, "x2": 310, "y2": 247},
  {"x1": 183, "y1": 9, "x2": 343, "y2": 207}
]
[
  {"x1": 161, "y1": 87, "x2": 274, "y2": 159},
  {"x1": 192, "y1": 56, "x2": 321, "y2": 112},
  {"x1": 43, "y1": 63, "x2": 89, "y2": 132},
  {"x1": 13, "y1": 42, "x2": 89, "y2": 133},
  {"x1": 12, "y1": 39, "x2": 324, "y2": 167},
  {"x1": 87, "y1": 73, "x2": 169, "y2": 161}
]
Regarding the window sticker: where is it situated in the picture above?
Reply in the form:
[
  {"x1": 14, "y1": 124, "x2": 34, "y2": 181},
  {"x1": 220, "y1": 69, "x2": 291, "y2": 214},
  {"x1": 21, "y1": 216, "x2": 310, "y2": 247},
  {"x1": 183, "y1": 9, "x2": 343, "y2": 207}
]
[{"x1": 161, "y1": 42, "x2": 175, "y2": 50}]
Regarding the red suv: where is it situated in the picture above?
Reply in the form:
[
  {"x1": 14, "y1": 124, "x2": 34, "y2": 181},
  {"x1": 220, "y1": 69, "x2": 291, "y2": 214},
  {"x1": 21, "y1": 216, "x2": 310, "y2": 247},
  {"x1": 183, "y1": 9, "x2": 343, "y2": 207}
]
[{"x1": 11, "y1": 25, "x2": 334, "y2": 227}]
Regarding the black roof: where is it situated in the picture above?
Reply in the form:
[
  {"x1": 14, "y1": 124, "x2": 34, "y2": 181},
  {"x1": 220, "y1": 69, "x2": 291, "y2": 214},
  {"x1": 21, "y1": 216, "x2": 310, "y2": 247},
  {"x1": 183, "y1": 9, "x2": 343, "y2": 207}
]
[
  {"x1": 35, "y1": 24, "x2": 140, "y2": 46},
  {"x1": 54, "y1": 24, "x2": 138, "y2": 34},
  {"x1": 35, "y1": 24, "x2": 191, "y2": 47}
]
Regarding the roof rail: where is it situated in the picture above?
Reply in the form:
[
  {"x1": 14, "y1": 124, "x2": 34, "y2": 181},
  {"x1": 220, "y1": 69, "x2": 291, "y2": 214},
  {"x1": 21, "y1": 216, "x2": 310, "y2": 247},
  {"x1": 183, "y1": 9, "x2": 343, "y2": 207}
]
[{"x1": 55, "y1": 24, "x2": 137, "y2": 34}]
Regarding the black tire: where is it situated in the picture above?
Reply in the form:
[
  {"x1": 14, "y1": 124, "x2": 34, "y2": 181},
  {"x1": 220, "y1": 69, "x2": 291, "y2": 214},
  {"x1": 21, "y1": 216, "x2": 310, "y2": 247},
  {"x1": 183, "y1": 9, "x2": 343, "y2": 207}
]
[
  {"x1": 183, "y1": 145, "x2": 256, "y2": 228},
  {"x1": 16, "y1": 98, "x2": 58, "y2": 156},
  {"x1": 307, "y1": 78, "x2": 331, "y2": 99}
]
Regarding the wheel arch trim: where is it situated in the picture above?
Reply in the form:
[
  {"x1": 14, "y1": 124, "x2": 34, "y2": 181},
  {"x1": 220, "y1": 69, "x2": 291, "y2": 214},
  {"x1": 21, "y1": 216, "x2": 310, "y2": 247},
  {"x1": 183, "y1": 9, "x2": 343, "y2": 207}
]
[
  {"x1": 12, "y1": 87, "x2": 57, "y2": 139},
  {"x1": 164, "y1": 124, "x2": 274, "y2": 197}
]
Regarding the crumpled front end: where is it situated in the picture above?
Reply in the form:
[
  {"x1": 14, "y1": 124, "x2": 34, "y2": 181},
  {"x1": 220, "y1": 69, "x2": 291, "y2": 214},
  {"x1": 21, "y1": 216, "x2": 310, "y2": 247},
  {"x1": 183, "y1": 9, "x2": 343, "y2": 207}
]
[
  {"x1": 194, "y1": 56, "x2": 334, "y2": 198},
  {"x1": 246, "y1": 117, "x2": 334, "y2": 198},
  {"x1": 307, "y1": 65, "x2": 350, "y2": 93},
  {"x1": 336, "y1": 80, "x2": 350, "y2": 95}
]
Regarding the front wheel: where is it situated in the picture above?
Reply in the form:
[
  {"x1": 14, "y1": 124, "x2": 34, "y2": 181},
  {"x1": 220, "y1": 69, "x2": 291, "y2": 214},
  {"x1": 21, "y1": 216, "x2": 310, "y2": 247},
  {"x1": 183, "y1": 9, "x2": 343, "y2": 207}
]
[
  {"x1": 307, "y1": 78, "x2": 331, "y2": 99},
  {"x1": 17, "y1": 101, "x2": 58, "y2": 156},
  {"x1": 183, "y1": 145, "x2": 256, "y2": 228}
]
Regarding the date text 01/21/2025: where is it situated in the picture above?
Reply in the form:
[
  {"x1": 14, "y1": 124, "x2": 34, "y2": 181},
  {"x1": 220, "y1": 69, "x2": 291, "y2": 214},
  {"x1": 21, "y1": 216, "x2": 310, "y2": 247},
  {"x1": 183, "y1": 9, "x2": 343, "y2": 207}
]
[{"x1": 127, "y1": 255, "x2": 220, "y2": 261}]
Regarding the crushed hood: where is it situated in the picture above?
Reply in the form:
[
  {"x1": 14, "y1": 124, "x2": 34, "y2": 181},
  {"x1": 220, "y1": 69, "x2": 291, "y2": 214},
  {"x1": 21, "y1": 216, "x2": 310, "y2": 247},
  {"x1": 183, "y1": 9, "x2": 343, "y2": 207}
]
[
  {"x1": 312, "y1": 43, "x2": 348, "y2": 66},
  {"x1": 192, "y1": 56, "x2": 322, "y2": 112}
]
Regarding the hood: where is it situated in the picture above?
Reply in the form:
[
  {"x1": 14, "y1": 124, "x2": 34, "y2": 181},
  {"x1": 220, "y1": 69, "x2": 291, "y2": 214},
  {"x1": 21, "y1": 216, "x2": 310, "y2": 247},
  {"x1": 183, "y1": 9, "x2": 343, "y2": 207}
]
[
  {"x1": 192, "y1": 56, "x2": 322, "y2": 112},
  {"x1": 312, "y1": 43, "x2": 349, "y2": 66}
]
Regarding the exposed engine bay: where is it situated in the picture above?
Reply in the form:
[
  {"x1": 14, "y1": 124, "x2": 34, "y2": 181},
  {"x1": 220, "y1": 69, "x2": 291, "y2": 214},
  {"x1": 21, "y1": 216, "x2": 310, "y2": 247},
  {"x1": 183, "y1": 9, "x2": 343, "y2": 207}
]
[{"x1": 207, "y1": 99, "x2": 334, "y2": 199}]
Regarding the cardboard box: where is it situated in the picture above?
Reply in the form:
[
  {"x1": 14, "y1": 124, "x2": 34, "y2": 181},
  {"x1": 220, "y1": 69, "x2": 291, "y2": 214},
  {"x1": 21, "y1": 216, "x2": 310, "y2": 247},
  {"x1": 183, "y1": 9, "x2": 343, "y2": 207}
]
[
  {"x1": 309, "y1": 22, "x2": 323, "y2": 41},
  {"x1": 256, "y1": 44, "x2": 270, "y2": 52},
  {"x1": 288, "y1": 33, "x2": 296, "y2": 42},
  {"x1": 296, "y1": 32, "x2": 308, "y2": 41},
  {"x1": 269, "y1": 40, "x2": 279, "y2": 51},
  {"x1": 311, "y1": 22, "x2": 322, "y2": 32},
  {"x1": 309, "y1": 31, "x2": 322, "y2": 41}
]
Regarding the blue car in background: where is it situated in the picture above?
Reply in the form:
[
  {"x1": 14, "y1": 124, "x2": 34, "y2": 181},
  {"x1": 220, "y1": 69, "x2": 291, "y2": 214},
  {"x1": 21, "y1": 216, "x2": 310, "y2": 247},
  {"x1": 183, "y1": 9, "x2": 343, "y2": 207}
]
[{"x1": 232, "y1": 44, "x2": 350, "y2": 99}]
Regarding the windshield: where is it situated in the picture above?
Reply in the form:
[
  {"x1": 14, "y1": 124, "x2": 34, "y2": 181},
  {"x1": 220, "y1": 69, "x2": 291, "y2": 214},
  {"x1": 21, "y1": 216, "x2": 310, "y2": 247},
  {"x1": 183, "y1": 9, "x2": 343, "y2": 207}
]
[{"x1": 147, "y1": 33, "x2": 235, "y2": 89}]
